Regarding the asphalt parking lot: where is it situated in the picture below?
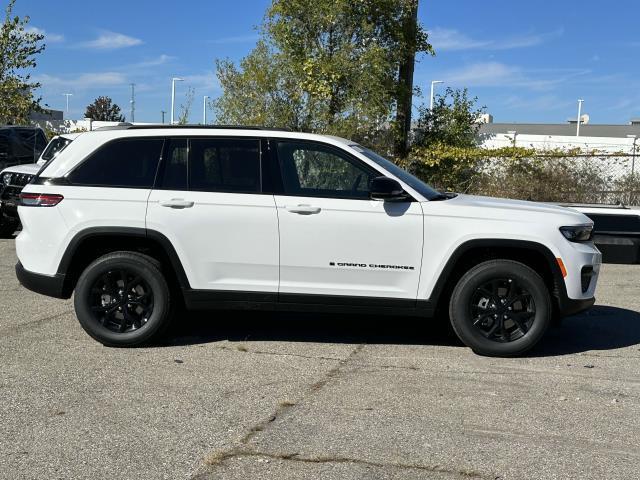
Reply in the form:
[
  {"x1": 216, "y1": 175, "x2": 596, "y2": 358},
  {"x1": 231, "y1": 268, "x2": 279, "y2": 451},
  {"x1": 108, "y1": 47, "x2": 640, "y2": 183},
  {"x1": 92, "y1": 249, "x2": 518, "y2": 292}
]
[{"x1": 1, "y1": 237, "x2": 639, "y2": 480}]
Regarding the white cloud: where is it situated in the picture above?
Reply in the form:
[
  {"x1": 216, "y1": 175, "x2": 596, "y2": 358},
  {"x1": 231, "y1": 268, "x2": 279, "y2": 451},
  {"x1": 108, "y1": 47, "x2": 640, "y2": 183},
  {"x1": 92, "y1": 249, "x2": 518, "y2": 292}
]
[
  {"x1": 130, "y1": 54, "x2": 175, "y2": 68},
  {"x1": 34, "y1": 72, "x2": 128, "y2": 91},
  {"x1": 209, "y1": 34, "x2": 259, "y2": 45},
  {"x1": 24, "y1": 26, "x2": 64, "y2": 43},
  {"x1": 428, "y1": 28, "x2": 563, "y2": 52},
  {"x1": 437, "y1": 61, "x2": 590, "y2": 91},
  {"x1": 80, "y1": 31, "x2": 143, "y2": 50}
]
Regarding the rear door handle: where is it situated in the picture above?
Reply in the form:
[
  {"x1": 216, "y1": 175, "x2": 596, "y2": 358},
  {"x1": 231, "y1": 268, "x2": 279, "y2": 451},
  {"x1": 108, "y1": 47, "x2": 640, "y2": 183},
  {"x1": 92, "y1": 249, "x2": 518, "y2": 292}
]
[
  {"x1": 160, "y1": 199, "x2": 194, "y2": 209},
  {"x1": 286, "y1": 204, "x2": 321, "y2": 215}
]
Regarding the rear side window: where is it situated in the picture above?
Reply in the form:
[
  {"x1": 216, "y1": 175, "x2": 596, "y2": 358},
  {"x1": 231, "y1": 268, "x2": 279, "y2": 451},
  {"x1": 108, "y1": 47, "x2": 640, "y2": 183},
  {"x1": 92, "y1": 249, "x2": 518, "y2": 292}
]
[
  {"x1": 189, "y1": 138, "x2": 260, "y2": 193},
  {"x1": 68, "y1": 138, "x2": 164, "y2": 188}
]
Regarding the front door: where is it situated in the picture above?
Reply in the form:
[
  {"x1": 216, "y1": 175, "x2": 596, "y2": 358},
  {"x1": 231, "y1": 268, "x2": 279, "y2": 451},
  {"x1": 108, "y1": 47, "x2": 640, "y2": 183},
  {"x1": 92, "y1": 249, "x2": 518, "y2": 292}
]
[{"x1": 272, "y1": 140, "x2": 424, "y2": 301}]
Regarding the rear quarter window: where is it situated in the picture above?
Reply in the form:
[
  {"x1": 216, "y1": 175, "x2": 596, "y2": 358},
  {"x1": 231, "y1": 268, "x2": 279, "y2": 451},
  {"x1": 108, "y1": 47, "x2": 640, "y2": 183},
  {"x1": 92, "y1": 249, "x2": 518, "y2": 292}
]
[{"x1": 67, "y1": 138, "x2": 164, "y2": 188}]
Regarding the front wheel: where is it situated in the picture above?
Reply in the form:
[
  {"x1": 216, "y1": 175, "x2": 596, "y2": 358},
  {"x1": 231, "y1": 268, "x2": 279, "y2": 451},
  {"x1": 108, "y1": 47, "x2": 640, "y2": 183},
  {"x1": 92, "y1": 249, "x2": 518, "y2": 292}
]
[
  {"x1": 74, "y1": 251, "x2": 174, "y2": 347},
  {"x1": 449, "y1": 260, "x2": 552, "y2": 357}
]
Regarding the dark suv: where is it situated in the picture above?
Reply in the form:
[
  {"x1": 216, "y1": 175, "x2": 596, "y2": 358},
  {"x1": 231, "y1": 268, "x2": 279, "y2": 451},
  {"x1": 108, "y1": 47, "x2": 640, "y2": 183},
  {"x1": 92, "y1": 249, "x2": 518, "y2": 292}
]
[{"x1": 0, "y1": 126, "x2": 48, "y2": 236}]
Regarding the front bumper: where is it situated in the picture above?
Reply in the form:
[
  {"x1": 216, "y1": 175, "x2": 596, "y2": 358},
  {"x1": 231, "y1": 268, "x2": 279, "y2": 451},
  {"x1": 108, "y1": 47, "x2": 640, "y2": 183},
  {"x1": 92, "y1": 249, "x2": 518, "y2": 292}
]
[{"x1": 15, "y1": 262, "x2": 68, "y2": 299}]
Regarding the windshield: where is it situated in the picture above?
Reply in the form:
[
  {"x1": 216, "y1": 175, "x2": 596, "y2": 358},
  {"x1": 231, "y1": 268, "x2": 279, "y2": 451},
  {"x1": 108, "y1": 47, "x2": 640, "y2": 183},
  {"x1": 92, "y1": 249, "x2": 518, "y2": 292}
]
[
  {"x1": 38, "y1": 136, "x2": 72, "y2": 165},
  {"x1": 349, "y1": 144, "x2": 443, "y2": 200}
]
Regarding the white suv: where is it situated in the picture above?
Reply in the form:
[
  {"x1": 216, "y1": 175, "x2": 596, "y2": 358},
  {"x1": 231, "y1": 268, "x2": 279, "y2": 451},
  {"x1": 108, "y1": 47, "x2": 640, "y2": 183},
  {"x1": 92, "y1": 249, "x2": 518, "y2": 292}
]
[{"x1": 15, "y1": 126, "x2": 601, "y2": 356}]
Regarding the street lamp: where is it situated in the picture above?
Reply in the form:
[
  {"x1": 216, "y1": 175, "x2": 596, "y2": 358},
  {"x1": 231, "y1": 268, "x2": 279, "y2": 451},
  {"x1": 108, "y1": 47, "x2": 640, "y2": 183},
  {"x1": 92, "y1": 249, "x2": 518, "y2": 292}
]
[
  {"x1": 63, "y1": 93, "x2": 73, "y2": 114},
  {"x1": 203, "y1": 95, "x2": 209, "y2": 125},
  {"x1": 576, "y1": 99, "x2": 584, "y2": 137},
  {"x1": 170, "y1": 77, "x2": 184, "y2": 125},
  {"x1": 430, "y1": 80, "x2": 444, "y2": 111},
  {"x1": 627, "y1": 134, "x2": 637, "y2": 176}
]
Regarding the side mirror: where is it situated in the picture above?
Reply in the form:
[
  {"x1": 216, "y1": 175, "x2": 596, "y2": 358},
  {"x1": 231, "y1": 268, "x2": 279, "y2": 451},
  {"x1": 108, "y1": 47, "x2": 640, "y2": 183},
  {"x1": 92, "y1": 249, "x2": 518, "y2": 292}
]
[{"x1": 370, "y1": 176, "x2": 408, "y2": 201}]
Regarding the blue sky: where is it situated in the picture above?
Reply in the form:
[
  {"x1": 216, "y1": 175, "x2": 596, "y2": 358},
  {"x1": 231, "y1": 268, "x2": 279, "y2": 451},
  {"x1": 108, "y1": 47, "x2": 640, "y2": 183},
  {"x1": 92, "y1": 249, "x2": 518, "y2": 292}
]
[{"x1": 14, "y1": 0, "x2": 640, "y2": 124}]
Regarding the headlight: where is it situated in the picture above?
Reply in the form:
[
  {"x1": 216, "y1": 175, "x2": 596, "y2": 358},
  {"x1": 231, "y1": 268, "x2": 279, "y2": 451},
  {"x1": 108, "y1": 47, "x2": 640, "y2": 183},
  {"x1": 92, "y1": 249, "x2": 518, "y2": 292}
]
[
  {"x1": 1, "y1": 172, "x2": 11, "y2": 186},
  {"x1": 560, "y1": 224, "x2": 593, "y2": 242}
]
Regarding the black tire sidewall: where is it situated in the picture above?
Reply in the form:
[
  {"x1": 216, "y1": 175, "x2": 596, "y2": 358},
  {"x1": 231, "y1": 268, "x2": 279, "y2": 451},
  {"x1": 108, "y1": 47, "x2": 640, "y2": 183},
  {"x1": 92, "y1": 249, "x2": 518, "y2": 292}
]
[
  {"x1": 74, "y1": 254, "x2": 171, "y2": 347},
  {"x1": 449, "y1": 261, "x2": 551, "y2": 357}
]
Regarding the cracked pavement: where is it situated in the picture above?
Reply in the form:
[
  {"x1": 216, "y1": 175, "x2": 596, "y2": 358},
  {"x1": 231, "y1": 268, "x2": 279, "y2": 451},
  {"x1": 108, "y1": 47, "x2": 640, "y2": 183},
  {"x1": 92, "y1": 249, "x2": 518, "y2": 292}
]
[{"x1": 1, "y1": 238, "x2": 639, "y2": 479}]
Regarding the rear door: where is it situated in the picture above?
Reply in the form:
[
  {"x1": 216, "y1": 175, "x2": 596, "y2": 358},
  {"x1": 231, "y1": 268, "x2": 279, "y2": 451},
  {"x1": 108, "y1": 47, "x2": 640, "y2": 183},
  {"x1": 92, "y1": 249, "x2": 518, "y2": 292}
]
[
  {"x1": 146, "y1": 137, "x2": 279, "y2": 293},
  {"x1": 272, "y1": 139, "x2": 424, "y2": 301}
]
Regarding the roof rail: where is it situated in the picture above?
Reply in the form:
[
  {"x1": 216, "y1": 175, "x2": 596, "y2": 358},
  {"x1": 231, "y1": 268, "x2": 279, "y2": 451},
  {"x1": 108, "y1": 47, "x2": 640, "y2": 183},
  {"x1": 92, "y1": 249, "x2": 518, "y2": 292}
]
[{"x1": 94, "y1": 124, "x2": 293, "y2": 132}]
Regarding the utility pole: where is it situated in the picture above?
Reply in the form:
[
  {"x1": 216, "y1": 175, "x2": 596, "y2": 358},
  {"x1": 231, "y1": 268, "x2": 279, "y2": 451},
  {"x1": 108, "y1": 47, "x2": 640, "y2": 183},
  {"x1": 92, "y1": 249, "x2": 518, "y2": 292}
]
[
  {"x1": 161, "y1": 110, "x2": 166, "y2": 124},
  {"x1": 129, "y1": 83, "x2": 136, "y2": 123},
  {"x1": 576, "y1": 99, "x2": 584, "y2": 136},
  {"x1": 203, "y1": 95, "x2": 209, "y2": 124}
]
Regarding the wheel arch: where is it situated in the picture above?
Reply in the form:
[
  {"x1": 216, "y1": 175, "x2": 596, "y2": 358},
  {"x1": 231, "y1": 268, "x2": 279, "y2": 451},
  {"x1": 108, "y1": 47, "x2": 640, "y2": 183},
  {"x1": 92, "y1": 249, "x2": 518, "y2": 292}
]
[
  {"x1": 58, "y1": 227, "x2": 190, "y2": 297},
  {"x1": 428, "y1": 239, "x2": 566, "y2": 316}
]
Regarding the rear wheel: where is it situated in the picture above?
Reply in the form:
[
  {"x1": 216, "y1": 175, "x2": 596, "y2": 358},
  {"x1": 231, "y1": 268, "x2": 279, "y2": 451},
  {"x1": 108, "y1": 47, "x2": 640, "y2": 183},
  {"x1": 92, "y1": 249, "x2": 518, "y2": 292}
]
[
  {"x1": 74, "y1": 251, "x2": 174, "y2": 347},
  {"x1": 449, "y1": 260, "x2": 551, "y2": 357}
]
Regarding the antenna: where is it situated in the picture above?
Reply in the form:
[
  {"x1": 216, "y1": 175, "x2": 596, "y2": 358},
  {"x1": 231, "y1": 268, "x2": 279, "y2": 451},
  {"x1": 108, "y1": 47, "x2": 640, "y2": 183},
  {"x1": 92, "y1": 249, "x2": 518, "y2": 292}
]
[
  {"x1": 129, "y1": 83, "x2": 136, "y2": 123},
  {"x1": 161, "y1": 110, "x2": 166, "y2": 124}
]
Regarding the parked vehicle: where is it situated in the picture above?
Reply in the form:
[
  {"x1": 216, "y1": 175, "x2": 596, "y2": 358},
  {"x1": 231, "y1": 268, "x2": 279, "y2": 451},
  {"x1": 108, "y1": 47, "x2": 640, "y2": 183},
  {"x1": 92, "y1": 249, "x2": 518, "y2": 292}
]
[
  {"x1": 560, "y1": 203, "x2": 640, "y2": 264},
  {"x1": 14, "y1": 125, "x2": 601, "y2": 356},
  {"x1": 0, "y1": 133, "x2": 78, "y2": 237}
]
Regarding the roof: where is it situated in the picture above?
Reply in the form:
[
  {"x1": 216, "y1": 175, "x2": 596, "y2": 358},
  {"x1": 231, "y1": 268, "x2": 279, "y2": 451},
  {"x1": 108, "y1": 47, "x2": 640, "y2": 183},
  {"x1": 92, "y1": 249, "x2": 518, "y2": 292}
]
[
  {"x1": 94, "y1": 123, "x2": 293, "y2": 132},
  {"x1": 479, "y1": 123, "x2": 640, "y2": 138}
]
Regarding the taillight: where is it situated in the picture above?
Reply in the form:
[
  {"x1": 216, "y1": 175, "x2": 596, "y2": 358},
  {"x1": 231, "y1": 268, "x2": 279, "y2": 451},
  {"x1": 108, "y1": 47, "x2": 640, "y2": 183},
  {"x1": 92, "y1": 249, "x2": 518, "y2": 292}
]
[{"x1": 19, "y1": 193, "x2": 64, "y2": 207}]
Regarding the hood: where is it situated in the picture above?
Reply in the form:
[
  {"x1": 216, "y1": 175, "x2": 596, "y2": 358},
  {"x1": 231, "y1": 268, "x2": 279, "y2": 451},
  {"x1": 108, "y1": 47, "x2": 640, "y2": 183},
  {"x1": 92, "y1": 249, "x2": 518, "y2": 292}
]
[
  {"x1": 425, "y1": 193, "x2": 592, "y2": 226},
  {"x1": 1, "y1": 163, "x2": 41, "y2": 176}
]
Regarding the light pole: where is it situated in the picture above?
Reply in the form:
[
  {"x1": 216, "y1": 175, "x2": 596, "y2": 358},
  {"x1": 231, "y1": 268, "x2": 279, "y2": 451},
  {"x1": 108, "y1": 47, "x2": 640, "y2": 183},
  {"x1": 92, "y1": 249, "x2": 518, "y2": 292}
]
[
  {"x1": 627, "y1": 134, "x2": 637, "y2": 176},
  {"x1": 170, "y1": 77, "x2": 184, "y2": 125},
  {"x1": 161, "y1": 110, "x2": 166, "y2": 124},
  {"x1": 576, "y1": 99, "x2": 584, "y2": 136},
  {"x1": 129, "y1": 83, "x2": 136, "y2": 123},
  {"x1": 203, "y1": 95, "x2": 209, "y2": 125},
  {"x1": 430, "y1": 80, "x2": 444, "y2": 111},
  {"x1": 63, "y1": 93, "x2": 73, "y2": 115}
]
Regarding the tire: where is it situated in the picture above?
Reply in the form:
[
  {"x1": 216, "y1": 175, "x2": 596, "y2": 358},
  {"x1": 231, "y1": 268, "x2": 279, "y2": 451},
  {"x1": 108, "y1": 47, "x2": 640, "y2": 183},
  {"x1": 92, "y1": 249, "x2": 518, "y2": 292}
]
[
  {"x1": 74, "y1": 251, "x2": 174, "y2": 347},
  {"x1": 449, "y1": 259, "x2": 552, "y2": 357}
]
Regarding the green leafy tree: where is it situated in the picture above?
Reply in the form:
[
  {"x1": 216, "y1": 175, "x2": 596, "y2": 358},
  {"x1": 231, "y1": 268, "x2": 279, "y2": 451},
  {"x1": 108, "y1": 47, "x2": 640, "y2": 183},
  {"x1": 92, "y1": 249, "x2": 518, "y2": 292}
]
[
  {"x1": 413, "y1": 87, "x2": 486, "y2": 149},
  {"x1": 84, "y1": 96, "x2": 125, "y2": 122},
  {"x1": 0, "y1": 0, "x2": 46, "y2": 125},
  {"x1": 214, "y1": 0, "x2": 432, "y2": 155}
]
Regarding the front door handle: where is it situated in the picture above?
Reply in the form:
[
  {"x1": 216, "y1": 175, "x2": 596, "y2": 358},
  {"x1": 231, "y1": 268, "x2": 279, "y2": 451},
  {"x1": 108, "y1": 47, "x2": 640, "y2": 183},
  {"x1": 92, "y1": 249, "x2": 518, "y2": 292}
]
[
  {"x1": 160, "y1": 199, "x2": 194, "y2": 209},
  {"x1": 286, "y1": 204, "x2": 321, "y2": 215}
]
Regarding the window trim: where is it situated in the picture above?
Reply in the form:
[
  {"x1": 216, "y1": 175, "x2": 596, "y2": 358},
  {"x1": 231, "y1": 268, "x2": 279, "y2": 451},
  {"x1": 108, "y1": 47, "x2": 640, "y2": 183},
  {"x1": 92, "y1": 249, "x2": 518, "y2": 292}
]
[
  {"x1": 153, "y1": 136, "x2": 269, "y2": 195},
  {"x1": 65, "y1": 136, "x2": 166, "y2": 189},
  {"x1": 269, "y1": 138, "x2": 415, "y2": 201}
]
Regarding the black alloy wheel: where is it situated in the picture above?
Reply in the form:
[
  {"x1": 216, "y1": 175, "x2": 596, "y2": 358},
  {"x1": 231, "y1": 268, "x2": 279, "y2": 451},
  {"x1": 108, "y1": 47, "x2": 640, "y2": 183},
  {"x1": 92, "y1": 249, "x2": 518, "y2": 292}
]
[
  {"x1": 469, "y1": 277, "x2": 535, "y2": 343},
  {"x1": 89, "y1": 269, "x2": 154, "y2": 333}
]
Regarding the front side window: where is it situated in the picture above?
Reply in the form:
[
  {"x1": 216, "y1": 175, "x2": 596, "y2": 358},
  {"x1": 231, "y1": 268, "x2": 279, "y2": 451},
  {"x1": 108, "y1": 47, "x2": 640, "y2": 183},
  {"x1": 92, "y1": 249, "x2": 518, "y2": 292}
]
[
  {"x1": 68, "y1": 138, "x2": 164, "y2": 188},
  {"x1": 189, "y1": 138, "x2": 260, "y2": 193},
  {"x1": 276, "y1": 141, "x2": 375, "y2": 199}
]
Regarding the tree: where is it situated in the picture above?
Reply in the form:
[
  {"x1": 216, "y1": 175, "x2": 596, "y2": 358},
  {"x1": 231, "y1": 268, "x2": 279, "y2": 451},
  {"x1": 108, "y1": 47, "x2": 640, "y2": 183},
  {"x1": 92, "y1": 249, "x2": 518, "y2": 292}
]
[
  {"x1": 177, "y1": 87, "x2": 195, "y2": 125},
  {"x1": 0, "y1": 0, "x2": 46, "y2": 125},
  {"x1": 413, "y1": 87, "x2": 486, "y2": 149},
  {"x1": 84, "y1": 96, "x2": 125, "y2": 122},
  {"x1": 214, "y1": 0, "x2": 432, "y2": 155}
]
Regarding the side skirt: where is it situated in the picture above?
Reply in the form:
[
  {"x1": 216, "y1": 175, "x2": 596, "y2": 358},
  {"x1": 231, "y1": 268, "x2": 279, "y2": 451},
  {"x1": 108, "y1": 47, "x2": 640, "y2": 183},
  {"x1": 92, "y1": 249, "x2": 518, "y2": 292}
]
[{"x1": 182, "y1": 289, "x2": 435, "y2": 317}]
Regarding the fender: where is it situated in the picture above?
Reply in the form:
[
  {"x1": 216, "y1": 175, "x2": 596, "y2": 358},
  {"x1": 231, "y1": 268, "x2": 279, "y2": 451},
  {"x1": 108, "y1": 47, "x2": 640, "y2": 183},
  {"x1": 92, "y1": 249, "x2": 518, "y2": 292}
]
[
  {"x1": 426, "y1": 238, "x2": 567, "y2": 306},
  {"x1": 57, "y1": 226, "x2": 192, "y2": 290}
]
